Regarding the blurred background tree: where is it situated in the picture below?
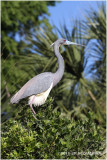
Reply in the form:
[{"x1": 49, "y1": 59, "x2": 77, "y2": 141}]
[{"x1": 1, "y1": 1, "x2": 57, "y2": 58}]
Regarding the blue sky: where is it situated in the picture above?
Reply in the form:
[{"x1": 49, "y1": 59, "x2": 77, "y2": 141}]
[
  {"x1": 15, "y1": 1, "x2": 106, "y2": 41},
  {"x1": 48, "y1": 1, "x2": 105, "y2": 34}
]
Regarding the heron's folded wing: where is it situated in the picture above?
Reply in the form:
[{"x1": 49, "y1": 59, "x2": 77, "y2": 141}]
[{"x1": 10, "y1": 73, "x2": 53, "y2": 104}]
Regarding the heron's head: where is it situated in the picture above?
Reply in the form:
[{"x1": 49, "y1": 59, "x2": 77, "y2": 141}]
[{"x1": 50, "y1": 38, "x2": 84, "y2": 47}]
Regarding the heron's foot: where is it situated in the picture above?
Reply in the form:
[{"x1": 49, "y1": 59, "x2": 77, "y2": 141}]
[{"x1": 32, "y1": 113, "x2": 37, "y2": 120}]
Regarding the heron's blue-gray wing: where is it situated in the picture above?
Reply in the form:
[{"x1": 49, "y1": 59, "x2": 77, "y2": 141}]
[{"x1": 10, "y1": 73, "x2": 53, "y2": 104}]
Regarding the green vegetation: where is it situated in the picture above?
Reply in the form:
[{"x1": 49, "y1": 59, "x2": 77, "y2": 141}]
[
  {"x1": 1, "y1": 1, "x2": 57, "y2": 58},
  {"x1": 1, "y1": 98, "x2": 106, "y2": 159},
  {"x1": 1, "y1": 2, "x2": 106, "y2": 159}
]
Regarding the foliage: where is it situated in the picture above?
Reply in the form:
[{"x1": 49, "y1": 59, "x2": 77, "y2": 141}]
[
  {"x1": 1, "y1": 98, "x2": 106, "y2": 159},
  {"x1": 81, "y1": 2, "x2": 106, "y2": 88},
  {"x1": 1, "y1": 1, "x2": 57, "y2": 58}
]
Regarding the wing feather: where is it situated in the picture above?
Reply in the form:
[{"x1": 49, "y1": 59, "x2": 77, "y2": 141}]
[{"x1": 10, "y1": 72, "x2": 53, "y2": 104}]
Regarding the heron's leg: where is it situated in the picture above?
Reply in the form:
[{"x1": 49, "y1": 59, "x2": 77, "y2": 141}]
[{"x1": 30, "y1": 96, "x2": 36, "y2": 115}]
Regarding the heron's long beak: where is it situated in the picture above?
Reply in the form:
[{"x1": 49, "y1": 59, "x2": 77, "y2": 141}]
[{"x1": 65, "y1": 40, "x2": 85, "y2": 47}]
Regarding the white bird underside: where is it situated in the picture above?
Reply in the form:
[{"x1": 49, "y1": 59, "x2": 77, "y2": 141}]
[{"x1": 28, "y1": 83, "x2": 53, "y2": 106}]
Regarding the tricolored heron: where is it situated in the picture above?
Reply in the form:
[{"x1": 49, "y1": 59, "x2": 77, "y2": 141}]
[{"x1": 11, "y1": 38, "x2": 83, "y2": 117}]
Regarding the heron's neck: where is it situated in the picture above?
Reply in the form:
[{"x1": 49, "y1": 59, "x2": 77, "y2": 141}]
[{"x1": 53, "y1": 44, "x2": 64, "y2": 87}]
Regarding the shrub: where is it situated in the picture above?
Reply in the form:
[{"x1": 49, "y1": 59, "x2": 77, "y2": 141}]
[{"x1": 1, "y1": 98, "x2": 105, "y2": 159}]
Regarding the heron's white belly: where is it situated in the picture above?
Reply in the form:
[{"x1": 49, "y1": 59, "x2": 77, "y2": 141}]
[{"x1": 28, "y1": 83, "x2": 53, "y2": 106}]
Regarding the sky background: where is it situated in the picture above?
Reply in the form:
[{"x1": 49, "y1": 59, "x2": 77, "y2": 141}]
[
  {"x1": 15, "y1": 1, "x2": 106, "y2": 41},
  {"x1": 48, "y1": 1, "x2": 105, "y2": 35}
]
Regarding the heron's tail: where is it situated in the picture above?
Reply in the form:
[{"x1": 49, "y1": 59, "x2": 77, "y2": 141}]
[{"x1": 10, "y1": 92, "x2": 20, "y2": 104}]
